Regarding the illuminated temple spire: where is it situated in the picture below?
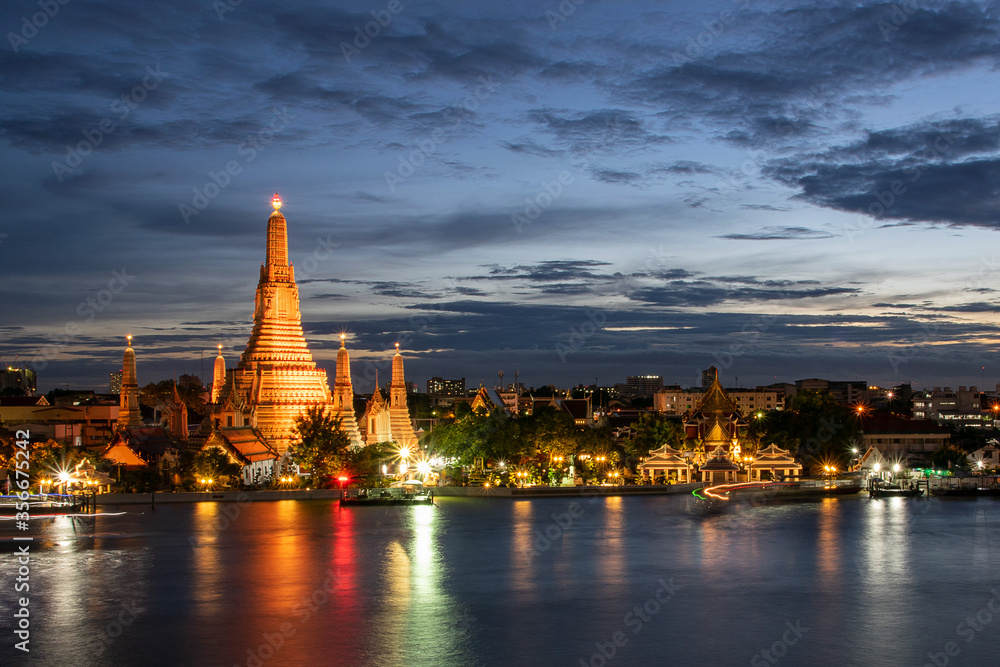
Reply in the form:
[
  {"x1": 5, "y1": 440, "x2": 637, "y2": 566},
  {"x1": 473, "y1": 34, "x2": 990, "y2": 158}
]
[
  {"x1": 213, "y1": 195, "x2": 335, "y2": 454},
  {"x1": 388, "y1": 343, "x2": 418, "y2": 449},
  {"x1": 119, "y1": 335, "x2": 142, "y2": 429},
  {"x1": 211, "y1": 345, "x2": 225, "y2": 404},
  {"x1": 333, "y1": 334, "x2": 364, "y2": 448}
]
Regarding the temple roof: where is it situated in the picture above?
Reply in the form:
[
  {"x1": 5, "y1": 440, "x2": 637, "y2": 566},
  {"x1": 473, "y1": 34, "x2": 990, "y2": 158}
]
[
  {"x1": 699, "y1": 445, "x2": 739, "y2": 471},
  {"x1": 690, "y1": 379, "x2": 741, "y2": 417},
  {"x1": 205, "y1": 425, "x2": 277, "y2": 463}
]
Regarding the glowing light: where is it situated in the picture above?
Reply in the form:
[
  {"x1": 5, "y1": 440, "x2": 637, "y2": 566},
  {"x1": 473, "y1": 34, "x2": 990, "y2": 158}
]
[
  {"x1": 892, "y1": 463, "x2": 900, "y2": 473},
  {"x1": 416, "y1": 460, "x2": 431, "y2": 476},
  {"x1": 271, "y1": 193, "x2": 282, "y2": 210},
  {"x1": 338, "y1": 476, "x2": 348, "y2": 482},
  {"x1": 874, "y1": 462, "x2": 881, "y2": 472}
]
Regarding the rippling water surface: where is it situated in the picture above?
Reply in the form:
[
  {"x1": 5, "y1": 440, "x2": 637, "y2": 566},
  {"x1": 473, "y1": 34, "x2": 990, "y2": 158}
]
[{"x1": 3, "y1": 494, "x2": 1000, "y2": 666}]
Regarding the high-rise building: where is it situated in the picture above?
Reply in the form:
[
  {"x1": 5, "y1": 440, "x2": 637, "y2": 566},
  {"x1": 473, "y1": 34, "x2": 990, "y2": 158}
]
[
  {"x1": 701, "y1": 366, "x2": 718, "y2": 390},
  {"x1": 615, "y1": 375, "x2": 663, "y2": 397},
  {"x1": 427, "y1": 377, "x2": 465, "y2": 396},
  {"x1": 1, "y1": 366, "x2": 36, "y2": 395},
  {"x1": 109, "y1": 370, "x2": 123, "y2": 395},
  {"x1": 214, "y1": 195, "x2": 334, "y2": 454}
]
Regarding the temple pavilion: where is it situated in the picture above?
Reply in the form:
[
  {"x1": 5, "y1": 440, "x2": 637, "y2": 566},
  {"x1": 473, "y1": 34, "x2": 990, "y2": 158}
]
[{"x1": 639, "y1": 374, "x2": 803, "y2": 483}]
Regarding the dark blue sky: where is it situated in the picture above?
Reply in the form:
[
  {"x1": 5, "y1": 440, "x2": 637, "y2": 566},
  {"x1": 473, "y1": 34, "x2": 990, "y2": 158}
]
[{"x1": 2, "y1": 0, "x2": 1000, "y2": 393}]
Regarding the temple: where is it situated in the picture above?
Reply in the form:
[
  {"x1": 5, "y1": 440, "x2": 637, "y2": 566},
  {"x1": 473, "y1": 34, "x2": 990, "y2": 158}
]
[
  {"x1": 358, "y1": 348, "x2": 419, "y2": 448},
  {"x1": 119, "y1": 335, "x2": 142, "y2": 429},
  {"x1": 332, "y1": 334, "x2": 364, "y2": 448},
  {"x1": 388, "y1": 344, "x2": 419, "y2": 449},
  {"x1": 214, "y1": 195, "x2": 335, "y2": 454},
  {"x1": 211, "y1": 345, "x2": 225, "y2": 404}
]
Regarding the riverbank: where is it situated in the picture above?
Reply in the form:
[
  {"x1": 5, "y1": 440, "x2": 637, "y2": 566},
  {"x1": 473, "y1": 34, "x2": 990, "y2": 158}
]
[
  {"x1": 95, "y1": 489, "x2": 342, "y2": 505},
  {"x1": 91, "y1": 484, "x2": 701, "y2": 505},
  {"x1": 434, "y1": 483, "x2": 701, "y2": 498}
]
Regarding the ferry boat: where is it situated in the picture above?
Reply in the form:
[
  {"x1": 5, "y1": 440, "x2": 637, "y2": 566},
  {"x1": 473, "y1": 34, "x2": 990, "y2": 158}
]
[
  {"x1": 340, "y1": 480, "x2": 434, "y2": 506},
  {"x1": 868, "y1": 480, "x2": 923, "y2": 498}
]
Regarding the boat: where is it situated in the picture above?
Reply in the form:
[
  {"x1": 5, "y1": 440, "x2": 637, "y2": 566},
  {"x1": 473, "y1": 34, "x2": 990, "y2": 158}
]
[
  {"x1": 869, "y1": 482, "x2": 923, "y2": 498},
  {"x1": 340, "y1": 480, "x2": 434, "y2": 506},
  {"x1": 689, "y1": 478, "x2": 862, "y2": 514},
  {"x1": 930, "y1": 486, "x2": 1000, "y2": 497}
]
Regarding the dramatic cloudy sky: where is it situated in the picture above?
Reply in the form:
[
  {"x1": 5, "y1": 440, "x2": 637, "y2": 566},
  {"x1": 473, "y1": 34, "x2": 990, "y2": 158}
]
[{"x1": 2, "y1": 0, "x2": 1000, "y2": 393}]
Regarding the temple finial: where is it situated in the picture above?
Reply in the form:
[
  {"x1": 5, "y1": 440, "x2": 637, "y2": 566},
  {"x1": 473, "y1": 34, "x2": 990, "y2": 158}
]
[{"x1": 271, "y1": 193, "x2": 282, "y2": 210}]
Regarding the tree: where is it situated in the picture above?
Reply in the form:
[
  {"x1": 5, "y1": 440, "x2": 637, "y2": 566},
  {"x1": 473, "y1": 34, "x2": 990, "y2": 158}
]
[
  {"x1": 288, "y1": 405, "x2": 354, "y2": 483},
  {"x1": 191, "y1": 449, "x2": 241, "y2": 485},
  {"x1": 628, "y1": 413, "x2": 683, "y2": 460},
  {"x1": 754, "y1": 391, "x2": 860, "y2": 470},
  {"x1": 931, "y1": 444, "x2": 969, "y2": 471},
  {"x1": 139, "y1": 380, "x2": 206, "y2": 413},
  {"x1": 522, "y1": 406, "x2": 577, "y2": 459}
]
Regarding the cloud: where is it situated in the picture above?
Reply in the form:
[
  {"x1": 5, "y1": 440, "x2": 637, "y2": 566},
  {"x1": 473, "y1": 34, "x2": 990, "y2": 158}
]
[
  {"x1": 764, "y1": 116, "x2": 1000, "y2": 228},
  {"x1": 718, "y1": 226, "x2": 834, "y2": 240}
]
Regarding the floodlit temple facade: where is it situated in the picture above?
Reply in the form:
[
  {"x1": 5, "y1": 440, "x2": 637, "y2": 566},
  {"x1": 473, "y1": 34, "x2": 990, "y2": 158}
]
[
  {"x1": 214, "y1": 196, "x2": 335, "y2": 454},
  {"x1": 119, "y1": 336, "x2": 142, "y2": 429},
  {"x1": 640, "y1": 378, "x2": 802, "y2": 483}
]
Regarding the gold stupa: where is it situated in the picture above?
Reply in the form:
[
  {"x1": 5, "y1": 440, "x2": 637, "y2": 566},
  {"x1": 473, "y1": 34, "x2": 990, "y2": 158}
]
[{"x1": 215, "y1": 195, "x2": 335, "y2": 454}]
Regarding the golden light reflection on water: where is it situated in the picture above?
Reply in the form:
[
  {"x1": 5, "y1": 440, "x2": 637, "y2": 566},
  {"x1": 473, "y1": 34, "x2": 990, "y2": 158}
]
[
  {"x1": 596, "y1": 496, "x2": 626, "y2": 592},
  {"x1": 511, "y1": 501, "x2": 537, "y2": 599},
  {"x1": 816, "y1": 497, "x2": 841, "y2": 583},
  {"x1": 191, "y1": 502, "x2": 224, "y2": 616}
]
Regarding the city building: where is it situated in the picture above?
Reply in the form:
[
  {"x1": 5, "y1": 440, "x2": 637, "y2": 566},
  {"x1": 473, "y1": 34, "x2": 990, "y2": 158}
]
[
  {"x1": 109, "y1": 370, "x2": 123, "y2": 395},
  {"x1": 794, "y1": 378, "x2": 868, "y2": 404},
  {"x1": 0, "y1": 366, "x2": 36, "y2": 395},
  {"x1": 701, "y1": 366, "x2": 718, "y2": 390},
  {"x1": 427, "y1": 377, "x2": 466, "y2": 396},
  {"x1": 213, "y1": 196, "x2": 335, "y2": 454},
  {"x1": 655, "y1": 386, "x2": 783, "y2": 417},
  {"x1": 859, "y1": 413, "x2": 950, "y2": 456},
  {"x1": 912, "y1": 386, "x2": 987, "y2": 427},
  {"x1": 613, "y1": 375, "x2": 664, "y2": 398},
  {"x1": 0, "y1": 396, "x2": 118, "y2": 447}
]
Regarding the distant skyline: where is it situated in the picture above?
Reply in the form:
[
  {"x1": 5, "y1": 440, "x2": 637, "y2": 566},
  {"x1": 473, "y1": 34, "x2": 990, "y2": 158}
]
[{"x1": 3, "y1": 0, "x2": 1000, "y2": 393}]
